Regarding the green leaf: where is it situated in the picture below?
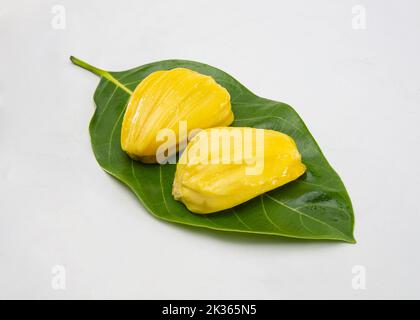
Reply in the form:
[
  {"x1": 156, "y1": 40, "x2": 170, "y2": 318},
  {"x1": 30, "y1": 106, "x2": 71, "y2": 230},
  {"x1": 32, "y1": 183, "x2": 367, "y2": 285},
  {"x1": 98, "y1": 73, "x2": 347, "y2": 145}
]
[{"x1": 70, "y1": 56, "x2": 355, "y2": 243}]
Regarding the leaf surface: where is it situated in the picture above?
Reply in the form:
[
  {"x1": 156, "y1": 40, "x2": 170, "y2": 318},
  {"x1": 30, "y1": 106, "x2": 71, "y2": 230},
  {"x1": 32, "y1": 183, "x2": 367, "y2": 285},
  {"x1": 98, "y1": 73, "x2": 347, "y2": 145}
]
[{"x1": 71, "y1": 57, "x2": 355, "y2": 243}]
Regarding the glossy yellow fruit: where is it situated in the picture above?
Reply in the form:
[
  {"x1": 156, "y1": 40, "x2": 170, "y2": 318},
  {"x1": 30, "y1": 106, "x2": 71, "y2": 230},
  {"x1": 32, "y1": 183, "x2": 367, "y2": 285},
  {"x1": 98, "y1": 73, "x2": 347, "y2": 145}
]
[
  {"x1": 121, "y1": 68, "x2": 233, "y2": 163},
  {"x1": 172, "y1": 127, "x2": 306, "y2": 214}
]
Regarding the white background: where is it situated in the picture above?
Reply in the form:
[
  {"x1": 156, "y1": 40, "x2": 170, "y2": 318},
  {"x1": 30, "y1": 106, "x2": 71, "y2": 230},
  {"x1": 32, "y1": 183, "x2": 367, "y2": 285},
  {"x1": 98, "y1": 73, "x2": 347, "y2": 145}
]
[{"x1": 1, "y1": 0, "x2": 419, "y2": 299}]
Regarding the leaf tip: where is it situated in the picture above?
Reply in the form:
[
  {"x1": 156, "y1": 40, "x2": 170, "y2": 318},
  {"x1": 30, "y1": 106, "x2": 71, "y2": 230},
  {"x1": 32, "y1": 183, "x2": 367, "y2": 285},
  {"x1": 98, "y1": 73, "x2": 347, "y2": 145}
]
[{"x1": 346, "y1": 236, "x2": 357, "y2": 244}]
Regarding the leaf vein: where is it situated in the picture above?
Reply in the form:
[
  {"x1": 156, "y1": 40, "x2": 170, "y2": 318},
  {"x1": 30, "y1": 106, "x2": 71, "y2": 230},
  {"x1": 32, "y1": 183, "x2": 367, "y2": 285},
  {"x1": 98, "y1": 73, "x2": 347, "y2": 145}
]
[
  {"x1": 260, "y1": 196, "x2": 284, "y2": 232},
  {"x1": 159, "y1": 166, "x2": 170, "y2": 215},
  {"x1": 107, "y1": 103, "x2": 127, "y2": 163},
  {"x1": 231, "y1": 209, "x2": 252, "y2": 230},
  {"x1": 264, "y1": 194, "x2": 350, "y2": 240}
]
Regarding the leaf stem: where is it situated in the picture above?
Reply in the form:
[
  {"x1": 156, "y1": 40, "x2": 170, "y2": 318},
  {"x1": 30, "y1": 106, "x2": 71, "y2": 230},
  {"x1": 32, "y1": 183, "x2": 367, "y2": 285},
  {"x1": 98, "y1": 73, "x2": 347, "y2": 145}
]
[{"x1": 70, "y1": 56, "x2": 133, "y2": 95}]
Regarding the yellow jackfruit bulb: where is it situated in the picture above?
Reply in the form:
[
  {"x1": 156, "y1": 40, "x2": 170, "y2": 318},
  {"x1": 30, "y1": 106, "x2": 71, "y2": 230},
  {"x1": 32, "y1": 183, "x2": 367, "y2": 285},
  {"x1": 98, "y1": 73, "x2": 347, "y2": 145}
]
[
  {"x1": 172, "y1": 127, "x2": 306, "y2": 214},
  {"x1": 121, "y1": 68, "x2": 233, "y2": 163}
]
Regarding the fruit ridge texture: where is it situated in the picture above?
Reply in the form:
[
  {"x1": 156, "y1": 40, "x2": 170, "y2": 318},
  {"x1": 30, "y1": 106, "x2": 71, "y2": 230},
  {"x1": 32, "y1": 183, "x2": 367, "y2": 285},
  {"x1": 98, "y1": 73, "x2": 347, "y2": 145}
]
[
  {"x1": 121, "y1": 68, "x2": 234, "y2": 163},
  {"x1": 173, "y1": 127, "x2": 307, "y2": 214}
]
